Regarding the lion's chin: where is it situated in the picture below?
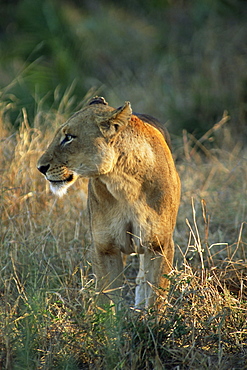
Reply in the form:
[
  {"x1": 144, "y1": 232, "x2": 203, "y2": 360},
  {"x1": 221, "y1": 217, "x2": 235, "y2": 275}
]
[
  {"x1": 50, "y1": 182, "x2": 70, "y2": 197},
  {"x1": 49, "y1": 174, "x2": 77, "y2": 197}
]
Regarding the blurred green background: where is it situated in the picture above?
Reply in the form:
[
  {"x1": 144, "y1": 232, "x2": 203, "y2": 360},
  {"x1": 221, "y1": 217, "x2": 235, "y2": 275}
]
[{"x1": 0, "y1": 0, "x2": 246, "y2": 137}]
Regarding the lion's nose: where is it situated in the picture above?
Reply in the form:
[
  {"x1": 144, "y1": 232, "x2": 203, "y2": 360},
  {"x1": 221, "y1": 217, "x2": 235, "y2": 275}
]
[{"x1": 37, "y1": 164, "x2": 50, "y2": 175}]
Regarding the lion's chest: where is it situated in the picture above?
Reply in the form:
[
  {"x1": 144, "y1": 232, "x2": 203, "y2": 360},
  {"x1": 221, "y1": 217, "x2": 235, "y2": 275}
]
[
  {"x1": 89, "y1": 177, "x2": 157, "y2": 254},
  {"x1": 105, "y1": 201, "x2": 153, "y2": 255}
]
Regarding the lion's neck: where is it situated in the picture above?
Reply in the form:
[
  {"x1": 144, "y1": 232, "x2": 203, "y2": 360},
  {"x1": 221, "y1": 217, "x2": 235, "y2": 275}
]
[{"x1": 100, "y1": 171, "x2": 142, "y2": 202}]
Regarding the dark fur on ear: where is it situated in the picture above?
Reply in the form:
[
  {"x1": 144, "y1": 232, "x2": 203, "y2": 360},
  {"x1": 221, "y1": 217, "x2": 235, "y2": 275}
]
[{"x1": 88, "y1": 96, "x2": 108, "y2": 106}]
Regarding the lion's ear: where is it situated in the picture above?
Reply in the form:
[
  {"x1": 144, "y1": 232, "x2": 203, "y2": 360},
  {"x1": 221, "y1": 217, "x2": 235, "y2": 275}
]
[
  {"x1": 88, "y1": 96, "x2": 108, "y2": 106},
  {"x1": 98, "y1": 102, "x2": 132, "y2": 138},
  {"x1": 110, "y1": 102, "x2": 132, "y2": 125}
]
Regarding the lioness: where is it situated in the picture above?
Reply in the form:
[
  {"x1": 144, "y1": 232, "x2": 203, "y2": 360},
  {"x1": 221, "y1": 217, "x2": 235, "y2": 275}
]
[{"x1": 37, "y1": 97, "x2": 180, "y2": 308}]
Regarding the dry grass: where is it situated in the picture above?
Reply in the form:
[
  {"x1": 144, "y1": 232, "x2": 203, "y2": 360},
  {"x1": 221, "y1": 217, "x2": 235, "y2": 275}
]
[{"x1": 0, "y1": 102, "x2": 247, "y2": 369}]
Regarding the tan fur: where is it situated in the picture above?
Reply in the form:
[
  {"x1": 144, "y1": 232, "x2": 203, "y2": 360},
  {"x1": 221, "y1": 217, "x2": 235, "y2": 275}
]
[{"x1": 37, "y1": 97, "x2": 180, "y2": 308}]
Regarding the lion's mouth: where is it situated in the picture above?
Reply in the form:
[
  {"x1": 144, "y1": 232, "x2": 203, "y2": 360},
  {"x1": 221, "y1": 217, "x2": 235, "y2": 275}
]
[
  {"x1": 49, "y1": 173, "x2": 74, "y2": 184},
  {"x1": 48, "y1": 173, "x2": 76, "y2": 197}
]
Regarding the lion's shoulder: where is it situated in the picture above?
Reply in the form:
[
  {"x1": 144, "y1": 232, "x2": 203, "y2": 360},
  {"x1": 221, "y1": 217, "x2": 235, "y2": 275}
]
[{"x1": 133, "y1": 113, "x2": 172, "y2": 151}]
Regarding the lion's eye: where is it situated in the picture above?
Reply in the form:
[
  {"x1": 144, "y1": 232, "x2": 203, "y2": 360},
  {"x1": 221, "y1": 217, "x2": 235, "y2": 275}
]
[{"x1": 61, "y1": 134, "x2": 76, "y2": 146}]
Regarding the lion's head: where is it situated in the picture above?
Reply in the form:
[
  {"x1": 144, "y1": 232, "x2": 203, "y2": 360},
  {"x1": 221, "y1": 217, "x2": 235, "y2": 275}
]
[{"x1": 37, "y1": 97, "x2": 132, "y2": 196}]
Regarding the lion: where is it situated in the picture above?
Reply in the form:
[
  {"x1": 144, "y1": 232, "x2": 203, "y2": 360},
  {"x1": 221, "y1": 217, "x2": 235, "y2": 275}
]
[{"x1": 37, "y1": 97, "x2": 180, "y2": 309}]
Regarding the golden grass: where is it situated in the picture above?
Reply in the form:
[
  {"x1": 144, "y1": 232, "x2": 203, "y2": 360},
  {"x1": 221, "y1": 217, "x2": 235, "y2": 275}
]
[{"x1": 0, "y1": 103, "x2": 246, "y2": 369}]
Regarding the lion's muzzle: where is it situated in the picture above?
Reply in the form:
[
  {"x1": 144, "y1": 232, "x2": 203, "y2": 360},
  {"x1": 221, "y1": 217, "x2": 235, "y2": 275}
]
[{"x1": 37, "y1": 163, "x2": 50, "y2": 176}]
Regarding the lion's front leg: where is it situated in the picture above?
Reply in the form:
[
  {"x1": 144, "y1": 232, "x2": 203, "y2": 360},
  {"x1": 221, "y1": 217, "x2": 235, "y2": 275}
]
[
  {"x1": 92, "y1": 244, "x2": 124, "y2": 309},
  {"x1": 135, "y1": 238, "x2": 174, "y2": 308}
]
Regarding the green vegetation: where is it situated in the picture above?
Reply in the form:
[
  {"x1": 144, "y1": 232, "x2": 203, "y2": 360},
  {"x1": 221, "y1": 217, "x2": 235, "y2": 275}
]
[
  {"x1": 1, "y1": 0, "x2": 247, "y2": 136},
  {"x1": 0, "y1": 1, "x2": 247, "y2": 369}
]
